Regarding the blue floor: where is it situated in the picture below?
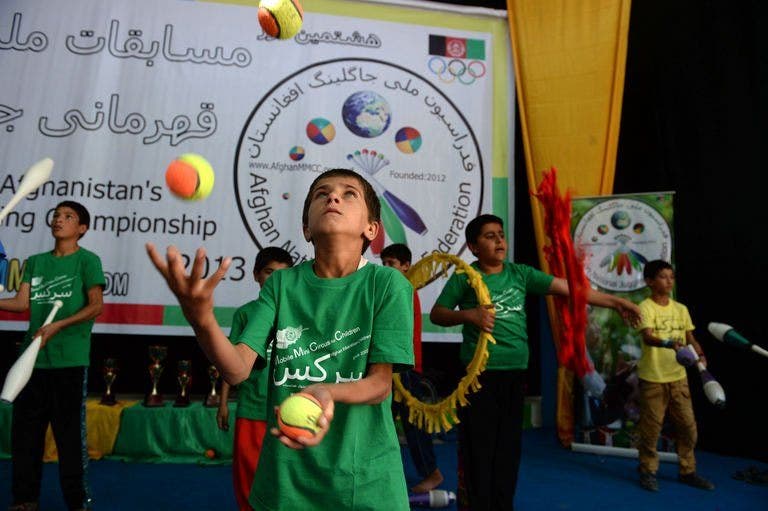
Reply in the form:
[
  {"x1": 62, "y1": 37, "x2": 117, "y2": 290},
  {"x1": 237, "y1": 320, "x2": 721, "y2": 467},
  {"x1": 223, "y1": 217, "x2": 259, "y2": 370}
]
[{"x1": 2, "y1": 428, "x2": 766, "y2": 510}]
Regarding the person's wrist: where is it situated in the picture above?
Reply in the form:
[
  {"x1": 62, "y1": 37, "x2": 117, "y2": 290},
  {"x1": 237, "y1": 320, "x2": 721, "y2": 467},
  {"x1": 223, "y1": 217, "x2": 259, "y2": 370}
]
[{"x1": 660, "y1": 339, "x2": 675, "y2": 349}]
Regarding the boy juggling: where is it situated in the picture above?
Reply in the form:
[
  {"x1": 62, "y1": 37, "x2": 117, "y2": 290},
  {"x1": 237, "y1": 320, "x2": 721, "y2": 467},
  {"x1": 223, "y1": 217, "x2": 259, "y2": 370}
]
[
  {"x1": 635, "y1": 259, "x2": 714, "y2": 492},
  {"x1": 0, "y1": 200, "x2": 105, "y2": 511},
  {"x1": 147, "y1": 169, "x2": 414, "y2": 510},
  {"x1": 430, "y1": 214, "x2": 641, "y2": 511}
]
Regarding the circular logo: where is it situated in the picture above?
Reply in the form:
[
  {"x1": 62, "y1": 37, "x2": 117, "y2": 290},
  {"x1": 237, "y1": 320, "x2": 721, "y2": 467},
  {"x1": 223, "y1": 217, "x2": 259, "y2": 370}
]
[
  {"x1": 234, "y1": 58, "x2": 485, "y2": 266},
  {"x1": 573, "y1": 198, "x2": 671, "y2": 292},
  {"x1": 306, "y1": 118, "x2": 335, "y2": 144},
  {"x1": 395, "y1": 127, "x2": 422, "y2": 154},
  {"x1": 446, "y1": 40, "x2": 465, "y2": 58},
  {"x1": 289, "y1": 146, "x2": 305, "y2": 161}
]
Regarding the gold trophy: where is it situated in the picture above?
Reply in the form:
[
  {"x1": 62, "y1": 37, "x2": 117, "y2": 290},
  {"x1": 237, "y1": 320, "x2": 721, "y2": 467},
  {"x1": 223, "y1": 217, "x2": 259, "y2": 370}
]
[
  {"x1": 174, "y1": 360, "x2": 192, "y2": 407},
  {"x1": 100, "y1": 358, "x2": 118, "y2": 406},
  {"x1": 204, "y1": 364, "x2": 221, "y2": 407},
  {"x1": 144, "y1": 345, "x2": 167, "y2": 407}
]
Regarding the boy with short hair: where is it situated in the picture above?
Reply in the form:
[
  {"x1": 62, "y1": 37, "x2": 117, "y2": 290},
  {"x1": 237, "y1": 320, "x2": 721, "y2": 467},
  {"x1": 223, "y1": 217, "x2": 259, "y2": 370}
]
[
  {"x1": 430, "y1": 213, "x2": 641, "y2": 511},
  {"x1": 636, "y1": 259, "x2": 714, "y2": 492},
  {"x1": 147, "y1": 169, "x2": 414, "y2": 510},
  {"x1": 217, "y1": 246, "x2": 294, "y2": 510},
  {"x1": 0, "y1": 200, "x2": 105, "y2": 511},
  {"x1": 381, "y1": 243, "x2": 443, "y2": 493}
]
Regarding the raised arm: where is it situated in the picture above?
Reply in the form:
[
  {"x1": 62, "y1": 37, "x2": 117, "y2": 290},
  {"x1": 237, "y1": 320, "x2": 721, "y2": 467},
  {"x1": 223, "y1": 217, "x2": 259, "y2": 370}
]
[{"x1": 145, "y1": 243, "x2": 256, "y2": 384}]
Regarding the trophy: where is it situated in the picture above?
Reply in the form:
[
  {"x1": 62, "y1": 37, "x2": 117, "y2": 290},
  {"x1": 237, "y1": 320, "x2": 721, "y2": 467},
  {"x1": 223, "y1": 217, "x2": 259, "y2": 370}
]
[
  {"x1": 174, "y1": 360, "x2": 192, "y2": 407},
  {"x1": 144, "y1": 345, "x2": 167, "y2": 407},
  {"x1": 204, "y1": 364, "x2": 221, "y2": 407},
  {"x1": 100, "y1": 358, "x2": 118, "y2": 405}
]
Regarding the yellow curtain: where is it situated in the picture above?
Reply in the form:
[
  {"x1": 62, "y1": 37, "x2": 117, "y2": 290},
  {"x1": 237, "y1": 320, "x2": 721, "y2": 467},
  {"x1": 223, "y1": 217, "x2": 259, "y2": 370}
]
[{"x1": 506, "y1": 0, "x2": 631, "y2": 445}]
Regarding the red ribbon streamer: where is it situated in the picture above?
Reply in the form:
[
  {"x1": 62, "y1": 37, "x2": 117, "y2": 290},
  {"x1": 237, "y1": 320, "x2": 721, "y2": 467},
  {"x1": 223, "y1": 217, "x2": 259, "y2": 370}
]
[{"x1": 532, "y1": 167, "x2": 593, "y2": 378}]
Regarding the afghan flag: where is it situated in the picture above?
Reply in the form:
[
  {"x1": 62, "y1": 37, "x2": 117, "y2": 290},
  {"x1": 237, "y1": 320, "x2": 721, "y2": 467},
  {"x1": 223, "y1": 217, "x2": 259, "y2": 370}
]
[{"x1": 429, "y1": 35, "x2": 485, "y2": 60}]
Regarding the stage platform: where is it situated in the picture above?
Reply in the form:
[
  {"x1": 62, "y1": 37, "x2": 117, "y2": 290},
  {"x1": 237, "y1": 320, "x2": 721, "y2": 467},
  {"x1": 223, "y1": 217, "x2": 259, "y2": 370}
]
[{"x1": 1, "y1": 427, "x2": 766, "y2": 510}]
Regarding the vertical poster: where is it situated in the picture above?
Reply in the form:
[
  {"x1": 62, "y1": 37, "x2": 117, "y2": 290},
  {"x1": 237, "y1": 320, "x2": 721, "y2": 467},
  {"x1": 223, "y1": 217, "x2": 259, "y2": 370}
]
[{"x1": 571, "y1": 192, "x2": 675, "y2": 450}]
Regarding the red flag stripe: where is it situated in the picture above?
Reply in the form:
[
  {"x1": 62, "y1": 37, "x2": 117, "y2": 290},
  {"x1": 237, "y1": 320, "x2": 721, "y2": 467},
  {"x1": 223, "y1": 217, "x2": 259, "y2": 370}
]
[{"x1": 0, "y1": 303, "x2": 164, "y2": 325}]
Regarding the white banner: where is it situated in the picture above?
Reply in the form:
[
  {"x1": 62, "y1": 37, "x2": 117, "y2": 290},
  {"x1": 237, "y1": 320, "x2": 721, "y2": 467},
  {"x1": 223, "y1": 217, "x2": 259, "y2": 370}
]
[{"x1": 0, "y1": 0, "x2": 513, "y2": 337}]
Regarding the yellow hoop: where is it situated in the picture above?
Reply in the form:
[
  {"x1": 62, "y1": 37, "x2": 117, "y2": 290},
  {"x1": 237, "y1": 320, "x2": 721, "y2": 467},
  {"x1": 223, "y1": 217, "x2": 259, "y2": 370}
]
[{"x1": 393, "y1": 252, "x2": 496, "y2": 433}]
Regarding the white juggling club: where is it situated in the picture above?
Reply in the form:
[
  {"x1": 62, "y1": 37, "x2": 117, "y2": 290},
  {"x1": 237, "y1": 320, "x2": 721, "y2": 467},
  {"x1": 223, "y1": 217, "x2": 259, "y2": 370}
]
[
  {"x1": 708, "y1": 322, "x2": 768, "y2": 359},
  {"x1": 684, "y1": 345, "x2": 726, "y2": 409},
  {"x1": 0, "y1": 158, "x2": 54, "y2": 224},
  {"x1": 0, "y1": 300, "x2": 64, "y2": 403}
]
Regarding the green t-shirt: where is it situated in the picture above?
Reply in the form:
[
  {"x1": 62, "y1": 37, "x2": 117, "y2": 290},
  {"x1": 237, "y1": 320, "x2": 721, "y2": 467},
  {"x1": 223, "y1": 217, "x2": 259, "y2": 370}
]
[
  {"x1": 237, "y1": 260, "x2": 413, "y2": 511},
  {"x1": 435, "y1": 261, "x2": 553, "y2": 370},
  {"x1": 229, "y1": 300, "x2": 270, "y2": 420},
  {"x1": 21, "y1": 248, "x2": 105, "y2": 368}
]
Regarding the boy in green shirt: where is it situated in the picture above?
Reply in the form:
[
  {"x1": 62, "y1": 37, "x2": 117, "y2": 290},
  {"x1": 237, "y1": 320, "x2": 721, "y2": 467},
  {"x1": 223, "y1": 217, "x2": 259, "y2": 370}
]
[
  {"x1": 0, "y1": 200, "x2": 105, "y2": 511},
  {"x1": 430, "y1": 214, "x2": 640, "y2": 511},
  {"x1": 147, "y1": 169, "x2": 414, "y2": 510},
  {"x1": 216, "y1": 246, "x2": 293, "y2": 511}
]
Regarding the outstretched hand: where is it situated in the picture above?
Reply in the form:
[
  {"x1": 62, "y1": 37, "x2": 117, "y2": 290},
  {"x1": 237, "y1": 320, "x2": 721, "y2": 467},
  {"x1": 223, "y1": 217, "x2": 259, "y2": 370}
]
[
  {"x1": 616, "y1": 297, "x2": 642, "y2": 328},
  {"x1": 145, "y1": 243, "x2": 231, "y2": 329}
]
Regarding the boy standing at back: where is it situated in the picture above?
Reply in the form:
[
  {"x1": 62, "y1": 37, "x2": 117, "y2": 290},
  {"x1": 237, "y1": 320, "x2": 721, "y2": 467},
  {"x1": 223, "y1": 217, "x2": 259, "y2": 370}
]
[
  {"x1": 147, "y1": 169, "x2": 414, "y2": 510},
  {"x1": 0, "y1": 200, "x2": 105, "y2": 511},
  {"x1": 216, "y1": 247, "x2": 294, "y2": 510},
  {"x1": 381, "y1": 243, "x2": 443, "y2": 493},
  {"x1": 430, "y1": 214, "x2": 640, "y2": 511},
  {"x1": 636, "y1": 259, "x2": 714, "y2": 492}
]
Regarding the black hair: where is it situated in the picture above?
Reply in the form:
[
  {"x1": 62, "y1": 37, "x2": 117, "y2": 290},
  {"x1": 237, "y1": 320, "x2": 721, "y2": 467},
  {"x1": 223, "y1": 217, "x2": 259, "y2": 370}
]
[
  {"x1": 253, "y1": 246, "x2": 294, "y2": 274},
  {"x1": 301, "y1": 168, "x2": 381, "y2": 253},
  {"x1": 55, "y1": 200, "x2": 90, "y2": 239},
  {"x1": 643, "y1": 259, "x2": 673, "y2": 280},
  {"x1": 380, "y1": 243, "x2": 412, "y2": 265},
  {"x1": 466, "y1": 214, "x2": 504, "y2": 245}
]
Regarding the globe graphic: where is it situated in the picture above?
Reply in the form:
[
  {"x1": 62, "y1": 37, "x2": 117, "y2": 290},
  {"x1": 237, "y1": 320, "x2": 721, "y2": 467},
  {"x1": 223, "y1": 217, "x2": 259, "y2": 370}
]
[
  {"x1": 342, "y1": 91, "x2": 392, "y2": 138},
  {"x1": 611, "y1": 210, "x2": 631, "y2": 230}
]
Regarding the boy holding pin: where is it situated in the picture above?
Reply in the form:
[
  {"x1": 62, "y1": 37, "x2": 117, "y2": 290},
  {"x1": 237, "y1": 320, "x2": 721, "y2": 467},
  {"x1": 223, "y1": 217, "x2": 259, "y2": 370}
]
[
  {"x1": 0, "y1": 200, "x2": 105, "y2": 511},
  {"x1": 635, "y1": 259, "x2": 714, "y2": 492}
]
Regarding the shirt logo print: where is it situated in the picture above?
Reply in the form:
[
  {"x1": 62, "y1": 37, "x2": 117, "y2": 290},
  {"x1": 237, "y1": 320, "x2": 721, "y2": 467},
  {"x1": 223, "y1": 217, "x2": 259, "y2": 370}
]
[{"x1": 275, "y1": 325, "x2": 309, "y2": 349}]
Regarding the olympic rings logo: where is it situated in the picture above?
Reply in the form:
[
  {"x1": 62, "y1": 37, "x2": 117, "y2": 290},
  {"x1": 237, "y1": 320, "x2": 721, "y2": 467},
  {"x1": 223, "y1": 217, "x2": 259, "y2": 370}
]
[{"x1": 427, "y1": 56, "x2": 486, "y2": 85}]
